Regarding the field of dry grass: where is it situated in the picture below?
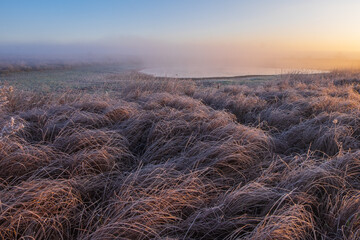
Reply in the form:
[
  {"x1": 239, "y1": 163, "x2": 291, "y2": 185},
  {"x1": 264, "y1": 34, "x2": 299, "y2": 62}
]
[{"x1": 1, "y1": 71, "x2": 360, "y2": 239}]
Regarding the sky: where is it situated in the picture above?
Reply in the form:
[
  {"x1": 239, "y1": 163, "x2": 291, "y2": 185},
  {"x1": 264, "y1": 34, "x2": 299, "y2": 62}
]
[{"x1": 1, "y1": 0, "x2": 360, "y2": 69}]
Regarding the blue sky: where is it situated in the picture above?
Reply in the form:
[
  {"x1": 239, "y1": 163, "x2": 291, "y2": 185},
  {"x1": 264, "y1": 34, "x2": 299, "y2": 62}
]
[
  {"x1": 3, "y1": 0, "x2": 357, "y2": 44},
  {"x1": 1, "y1": 0, "x2": 359, "y2": 45},
  {"x1": 1, "y1": 1, "x2": 360, "y2": 68},
  {"x1": 0, "y1": 0, "x2": 248, "y2": 43}
]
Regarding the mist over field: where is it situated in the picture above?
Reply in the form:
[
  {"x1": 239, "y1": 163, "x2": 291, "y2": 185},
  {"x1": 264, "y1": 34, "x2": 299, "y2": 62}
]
[{"x1": 2, "y1": 36, "x2": 360, "y2": 75}]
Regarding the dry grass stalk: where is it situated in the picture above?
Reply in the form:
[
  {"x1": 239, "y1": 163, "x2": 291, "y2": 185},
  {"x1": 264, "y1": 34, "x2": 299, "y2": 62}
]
[{"x1": 1, "y1": 72, "x2": 360, "y2": 239}]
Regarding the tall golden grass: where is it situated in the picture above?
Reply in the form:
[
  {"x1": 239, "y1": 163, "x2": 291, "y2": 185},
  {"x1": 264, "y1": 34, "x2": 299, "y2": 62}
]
[{"x1": 1, "y1": 71, "x2": 360, "y2": 239}]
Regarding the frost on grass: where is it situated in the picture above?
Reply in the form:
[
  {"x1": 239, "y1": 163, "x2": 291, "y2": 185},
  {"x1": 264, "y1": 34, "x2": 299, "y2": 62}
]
[
  {"x1": 0, "y1": 86, "x2": 25, "y2": 138},
  {"x1": 2, "y1": 73, "x2": 360, "y2": 239},
  {"x1": 0, "y1": 117, "x2": 25, "y2": 138},
  {"x1": 0, "y1": 86, "x2": 12, "y2": 107}
]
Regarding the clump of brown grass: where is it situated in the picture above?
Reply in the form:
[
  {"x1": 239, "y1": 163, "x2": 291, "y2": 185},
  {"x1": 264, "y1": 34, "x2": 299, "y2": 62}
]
[
  {"x1": 0, "y1": 179, "x2": 82, "y2": 239},
  {"x1": 0, "y1": 86, "x2": 13, "y2": 109},
  {"x1": 2, "y1": 71, "x2": 360, "y2": 239}
]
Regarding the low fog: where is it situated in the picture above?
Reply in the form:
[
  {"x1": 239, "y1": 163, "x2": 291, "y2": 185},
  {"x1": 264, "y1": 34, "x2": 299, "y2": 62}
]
[{"x1": 1, "y1": 37, "x2": 360, "y2": 73}]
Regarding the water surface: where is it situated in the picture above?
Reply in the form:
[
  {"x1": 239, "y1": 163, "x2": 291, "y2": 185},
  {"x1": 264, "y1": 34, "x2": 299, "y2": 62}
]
[{"x1": 141, "y1": 66, "x2": 327, "y2": 78}]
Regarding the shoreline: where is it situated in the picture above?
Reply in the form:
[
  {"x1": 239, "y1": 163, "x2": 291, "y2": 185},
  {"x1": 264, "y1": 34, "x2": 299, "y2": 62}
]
[{"x1": 139, "y1": 67, "x2": 329, "y2": 79}]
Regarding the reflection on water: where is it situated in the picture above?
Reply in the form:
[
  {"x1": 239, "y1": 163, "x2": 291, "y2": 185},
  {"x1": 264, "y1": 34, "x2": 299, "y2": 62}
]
[{"x1": 140, "y1": 66, "x2": 327, "y2": 78}]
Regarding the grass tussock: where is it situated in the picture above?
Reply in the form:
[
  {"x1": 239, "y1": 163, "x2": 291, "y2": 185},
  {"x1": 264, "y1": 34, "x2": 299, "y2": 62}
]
[{"x1": 2, "y1": 71, "x2": 360, "y2": 239}]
